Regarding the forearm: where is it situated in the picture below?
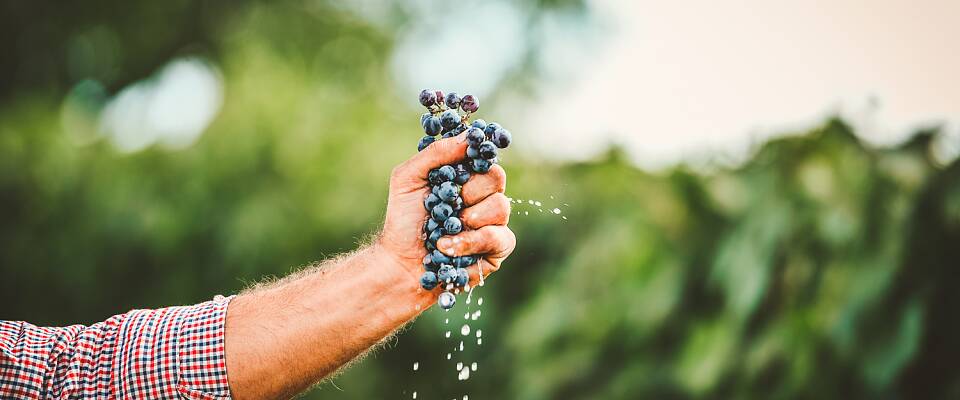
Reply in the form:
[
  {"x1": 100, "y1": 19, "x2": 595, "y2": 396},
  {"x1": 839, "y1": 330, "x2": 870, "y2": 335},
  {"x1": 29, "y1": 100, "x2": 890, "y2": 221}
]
[{"x1": 223, "y1": 243, "x2": 434, "y2": 400}]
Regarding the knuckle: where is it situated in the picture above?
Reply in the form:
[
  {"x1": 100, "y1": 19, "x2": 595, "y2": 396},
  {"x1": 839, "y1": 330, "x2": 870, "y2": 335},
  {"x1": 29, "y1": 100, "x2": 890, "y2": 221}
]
[
  {"x1": 390, "y1": 164, "x2": 406, "y2": 180},
  {"x1": 488, "y1": 165, "x2": 507, "y2": 192},
  {"x1": 490, "y1": 193, "x2": 511, "y2": 224}
]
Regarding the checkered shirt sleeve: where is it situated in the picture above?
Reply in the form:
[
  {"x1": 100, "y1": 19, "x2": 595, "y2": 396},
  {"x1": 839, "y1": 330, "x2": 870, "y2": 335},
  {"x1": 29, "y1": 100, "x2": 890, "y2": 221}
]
[{"x1": 0, "y1": 295, "x2": 234, "y2": 399}]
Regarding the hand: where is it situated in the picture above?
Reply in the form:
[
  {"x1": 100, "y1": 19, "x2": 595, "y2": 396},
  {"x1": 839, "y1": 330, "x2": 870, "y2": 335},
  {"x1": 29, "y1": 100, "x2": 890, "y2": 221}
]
[{"x1": 378, "y1": 132, "x2": 515, "y2": 290}]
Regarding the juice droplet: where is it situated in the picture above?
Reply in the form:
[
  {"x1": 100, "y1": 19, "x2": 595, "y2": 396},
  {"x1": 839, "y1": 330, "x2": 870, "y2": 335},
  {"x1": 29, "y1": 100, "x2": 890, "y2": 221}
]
[
  {"x1": 471, "y1": 362, "x2": 477, "y2": 371},
  {"x1": 552, "y1": 208, "x2": 562, "y2": 214},
  {"x1": 461, "y1": 324, "x2": 471, "y2": 335},
  {"x1": 445, "y1": 331, "x2": 451, "y2": 338},
  {"x1": 413, "y1": 362, "x2": 419, "y2": 371}
]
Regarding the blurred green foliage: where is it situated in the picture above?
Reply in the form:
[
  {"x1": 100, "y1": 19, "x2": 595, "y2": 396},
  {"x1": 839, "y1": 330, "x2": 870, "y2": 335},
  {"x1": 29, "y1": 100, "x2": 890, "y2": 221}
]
[{"x1": 2, "y1": 1, "x2": 960, "y2": 399}]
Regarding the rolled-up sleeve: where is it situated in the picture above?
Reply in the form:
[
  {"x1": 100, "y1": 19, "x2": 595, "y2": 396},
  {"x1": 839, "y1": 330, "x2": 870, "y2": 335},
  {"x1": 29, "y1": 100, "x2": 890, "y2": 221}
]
[{"x1": 0, "y1": 295, "x2": 234, "y2": 399}]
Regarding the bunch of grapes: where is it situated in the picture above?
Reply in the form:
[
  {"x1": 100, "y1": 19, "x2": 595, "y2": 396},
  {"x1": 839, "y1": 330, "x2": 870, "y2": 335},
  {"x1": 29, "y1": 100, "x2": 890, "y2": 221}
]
[{"x1": 415, "y1": 89, "x2": 512, "y2": 310}]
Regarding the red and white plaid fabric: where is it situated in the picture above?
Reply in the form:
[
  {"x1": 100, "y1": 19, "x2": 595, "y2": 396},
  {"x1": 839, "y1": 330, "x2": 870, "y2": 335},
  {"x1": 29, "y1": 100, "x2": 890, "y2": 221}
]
[{"x1": 0, "y1": 295, "x2": 234, "y2": 399}]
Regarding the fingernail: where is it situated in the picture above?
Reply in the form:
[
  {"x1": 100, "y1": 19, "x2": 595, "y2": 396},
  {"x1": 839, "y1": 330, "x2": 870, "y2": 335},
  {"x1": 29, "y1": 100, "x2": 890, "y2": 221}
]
[{"x1": 437, "y1": 238, "x2": 453, "y2": 251}]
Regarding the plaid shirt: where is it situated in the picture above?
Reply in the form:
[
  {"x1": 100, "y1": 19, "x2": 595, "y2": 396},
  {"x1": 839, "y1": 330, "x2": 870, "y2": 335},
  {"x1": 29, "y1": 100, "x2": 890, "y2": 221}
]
[{"x1": 0, "y1": 295, "x2": 234, "y2": 399}]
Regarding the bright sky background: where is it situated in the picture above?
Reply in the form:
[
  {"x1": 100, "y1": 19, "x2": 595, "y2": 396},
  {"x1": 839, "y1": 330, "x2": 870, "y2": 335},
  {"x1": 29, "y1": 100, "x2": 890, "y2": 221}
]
[{"x1": 514, "y1": 0, "x2": 960, "y2": 168}]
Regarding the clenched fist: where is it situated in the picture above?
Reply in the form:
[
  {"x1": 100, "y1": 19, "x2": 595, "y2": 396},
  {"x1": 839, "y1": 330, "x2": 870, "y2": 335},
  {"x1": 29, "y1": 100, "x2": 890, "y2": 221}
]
[{"x1": 378, "y1": 132, "x2": 516, "y2": 290}]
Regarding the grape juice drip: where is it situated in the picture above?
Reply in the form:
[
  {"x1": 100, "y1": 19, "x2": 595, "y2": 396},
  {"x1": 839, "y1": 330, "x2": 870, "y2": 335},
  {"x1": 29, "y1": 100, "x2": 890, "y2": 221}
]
[{"x1": 414, "y1": 89, "x2": 512, "y2": 309}]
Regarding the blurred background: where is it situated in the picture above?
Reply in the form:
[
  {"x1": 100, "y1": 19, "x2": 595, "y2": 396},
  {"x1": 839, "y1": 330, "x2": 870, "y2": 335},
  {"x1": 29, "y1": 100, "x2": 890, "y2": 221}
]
[{"x1": 2, "y1": 0, "x2": 960, "y2": 398}]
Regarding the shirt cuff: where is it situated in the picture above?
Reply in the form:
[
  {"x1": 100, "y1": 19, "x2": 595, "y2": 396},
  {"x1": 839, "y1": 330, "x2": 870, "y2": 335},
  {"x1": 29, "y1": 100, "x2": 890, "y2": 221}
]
[{"x1": 117, "y1": 295, "x2": 235, "y2": 400}]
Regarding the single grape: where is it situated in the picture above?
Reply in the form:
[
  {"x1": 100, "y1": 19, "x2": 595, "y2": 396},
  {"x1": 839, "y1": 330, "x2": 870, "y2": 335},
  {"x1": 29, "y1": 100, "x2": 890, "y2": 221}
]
[
  {"x1": 453, "y1": 255, "x2": 477, "y2": 268},
  {"x1": 423, "y1": 260, "x2": 439, "y2": 273},
  {"x1": 466, "y1": 127, "x2": 486, "y2": 147},
  {"x1": 454, "y1": 164, "x2": 471, "y2": 185},
  {"x1": 434, "y1": 90, "x2": 444, "y2": 105},
  {"x1": 422, "y1": 253, "x2": 434, "y2": 266},
  {"x1": 418, "y1": 135, "x2": 435, "y2": 152},
  {"x1": 437, "y1": 181, "x2": 460, "y2": 203},
  {"x1": 444, "y1": 92, "x2": 462, "y2": 109},
  {"x1": 420, "y1": 112, "x2": 432, "y2": 127},
  {"x1": 452, "y1": 196, "x2": 464, "y2": 211},
  {"x1": 471, "y1": 119, "x2": 487, "y2": 131},
  {"x1": 454, "y1": 268, "x2": 469, "y2": 287},
  {"x1": 440, "y1": 109, "x2": 460, "y2": 130},
  {"x1": 427, "y1": 228, "x2": 443, "y2": 246},
  {"x1": 490, "y1": 128, "x2": 512, "y2": 148},
  {"x1": 424, "y1": 193, "x2": 442, "y2": 211},
  {"x1": 461, "y1": 94, "x2": 479, "y2": 113},
  {"x1": 453, "y1": 123, "x2": 468, "y2": 135},
  {"x1": 420, "y1": 271, "x2": 439, "y2": 290},
  {"x1": 437, "y1": 264, "x2": 455, "y2": 283},
  {"x1": 438, "y1": 291, "x2": 456, "y2": 309},
  {"x1": 466, "y1": 145, "x2": 480, "y2": 159},
  {"x1": 419, "y1": 89, "x2": 437, "y2": 107},
  {"x1": 431, "y1": 202, "x2": 454, "y2": 222},
  {"x1": 423, "y1": 116, "x2": 442, "y2": 136},
  {"x1": 424, "y1": 218, "x2": 440, "y2": 233},
  {"x1": 478, "y1": 140, "x2": 498, "y2": 160},
  {"x1": 428, "y1": 169, "x2": 443, "y2": 185},
  {"x1": 483, "y1": 122, "x2": 501, "y2": 139},
  {"x1": 444, "y1": 216, "x2": 463, "y2": 235},
  {"x1": 471, "y1": 158, "x2": 493, "y2": 173},
  {"x1": 432, "y1": 249, "x2": 453, "y2": 265},
  {"x1": 431, "y1": 184, "x2": 442, "y2": 197},
  {"x1": 437, "y1": 165, "x2": 456, "y2": 182}
]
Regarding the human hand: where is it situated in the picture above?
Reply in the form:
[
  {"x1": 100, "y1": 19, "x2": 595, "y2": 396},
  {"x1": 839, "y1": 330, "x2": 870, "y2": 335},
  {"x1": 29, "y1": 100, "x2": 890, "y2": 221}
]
[{"x1": 378, "y1": 132, "x2": 515, "y2": 290}]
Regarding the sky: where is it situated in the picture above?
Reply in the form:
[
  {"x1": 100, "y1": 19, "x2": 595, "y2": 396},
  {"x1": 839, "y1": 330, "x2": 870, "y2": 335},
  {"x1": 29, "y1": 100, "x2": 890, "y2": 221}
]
[{"x1": 513, "y1": 0, "x2": 960, "y2": 167}]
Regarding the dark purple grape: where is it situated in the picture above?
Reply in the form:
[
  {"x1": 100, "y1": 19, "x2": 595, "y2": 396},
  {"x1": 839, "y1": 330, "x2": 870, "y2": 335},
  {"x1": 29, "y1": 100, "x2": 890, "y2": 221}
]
[
  {"x1": 471, "y1": 119, "x2": 487, "y2": 131},
  {"x1": 461, "y1": 94, "x2": 479, "y2": 113},
  {"x1": 453, "y1": 164, "x2": 471, "y2": 185},
  {"x1": 435, "y1": 90, "x2": 444, "y2": 105},
  {"x1": 471, "y1": 158, "x2": 493, "y2": 173},
  {"x1": 454, "y1": 268, "x2": 469, "y2": 287},
  {"x1": 427, "y1": 228, "x2": 443, "y2": 246},
  {"x1": 424, "y1": 193, "x2": 442, "y2": 211},
  {"x1": 420, "y1": 112, "x2": 432, "y2": 126},
  {"x1": 423, "y1": 116, "x2": 442, "y2": 136},
  {"x1": 431, "y1": 202, "x2": 454, "y2": 222},
  {"x1": 419, "y1": 89, "x2": 437, "y2": 107},
  {"x1": 420, "y1": 271, "x2": 439, "y2": 290},
  {"x1": 418, "y1": 135, "x2": 435, "y2": 151},
  {"x1": 437, "y1": 181, "x2": 460, "y2": 203},
  {"x1": 442, "y1": 131, "x2": 458, "y2": 139},
  {"x1": 453, "y1": 255, "x2": 477, "y2": 268},
  {"x1": 466, "y1": 127, "x2": 485, "y2": 147},
  {"x1": 437, "y1": 165, "x2": 456, "y2": 182},
  {"x1": 437, "y1": 264, "x2": 455, "y2": 283},
  {"x1": 478, "y1": 140, "x2": 498, "y2": 160},
  {"x1": 489, "y1": 128, "x2": 512, "y2": 148},
  {"x1": 424, "y1": 218, "x2": 440, "y2": 233},
  {"x1": 440, "y1": 109, "x2": 460, "y2": 130},
  {"x1": 452, "y1": 196, "x2": 464, "y2": 211},
  {"x1": 431, "y1": 249, "x2": 452, "y2": 265},
  {"x1": 444, "y1": 92, "x2": 461, "y2": 109},
  {"x1": 428, "y1": 169, "x2": 443, "y2": 185},
  {"x1": 466, "y1": 145, "x2": 480, "y2": 159},
  {"x1": 483, "y1": 122, "x2": 501, "y2": 139},
  {"x1": 443, "y1": 216, "x2": 463, "y2": 235}
]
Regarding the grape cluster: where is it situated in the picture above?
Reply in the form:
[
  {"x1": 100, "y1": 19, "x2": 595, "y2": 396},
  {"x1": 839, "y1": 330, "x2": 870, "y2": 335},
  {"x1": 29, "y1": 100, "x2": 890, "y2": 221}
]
[{"x1": 415, "y1": 89, "x2": 512, "y2": 310}]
